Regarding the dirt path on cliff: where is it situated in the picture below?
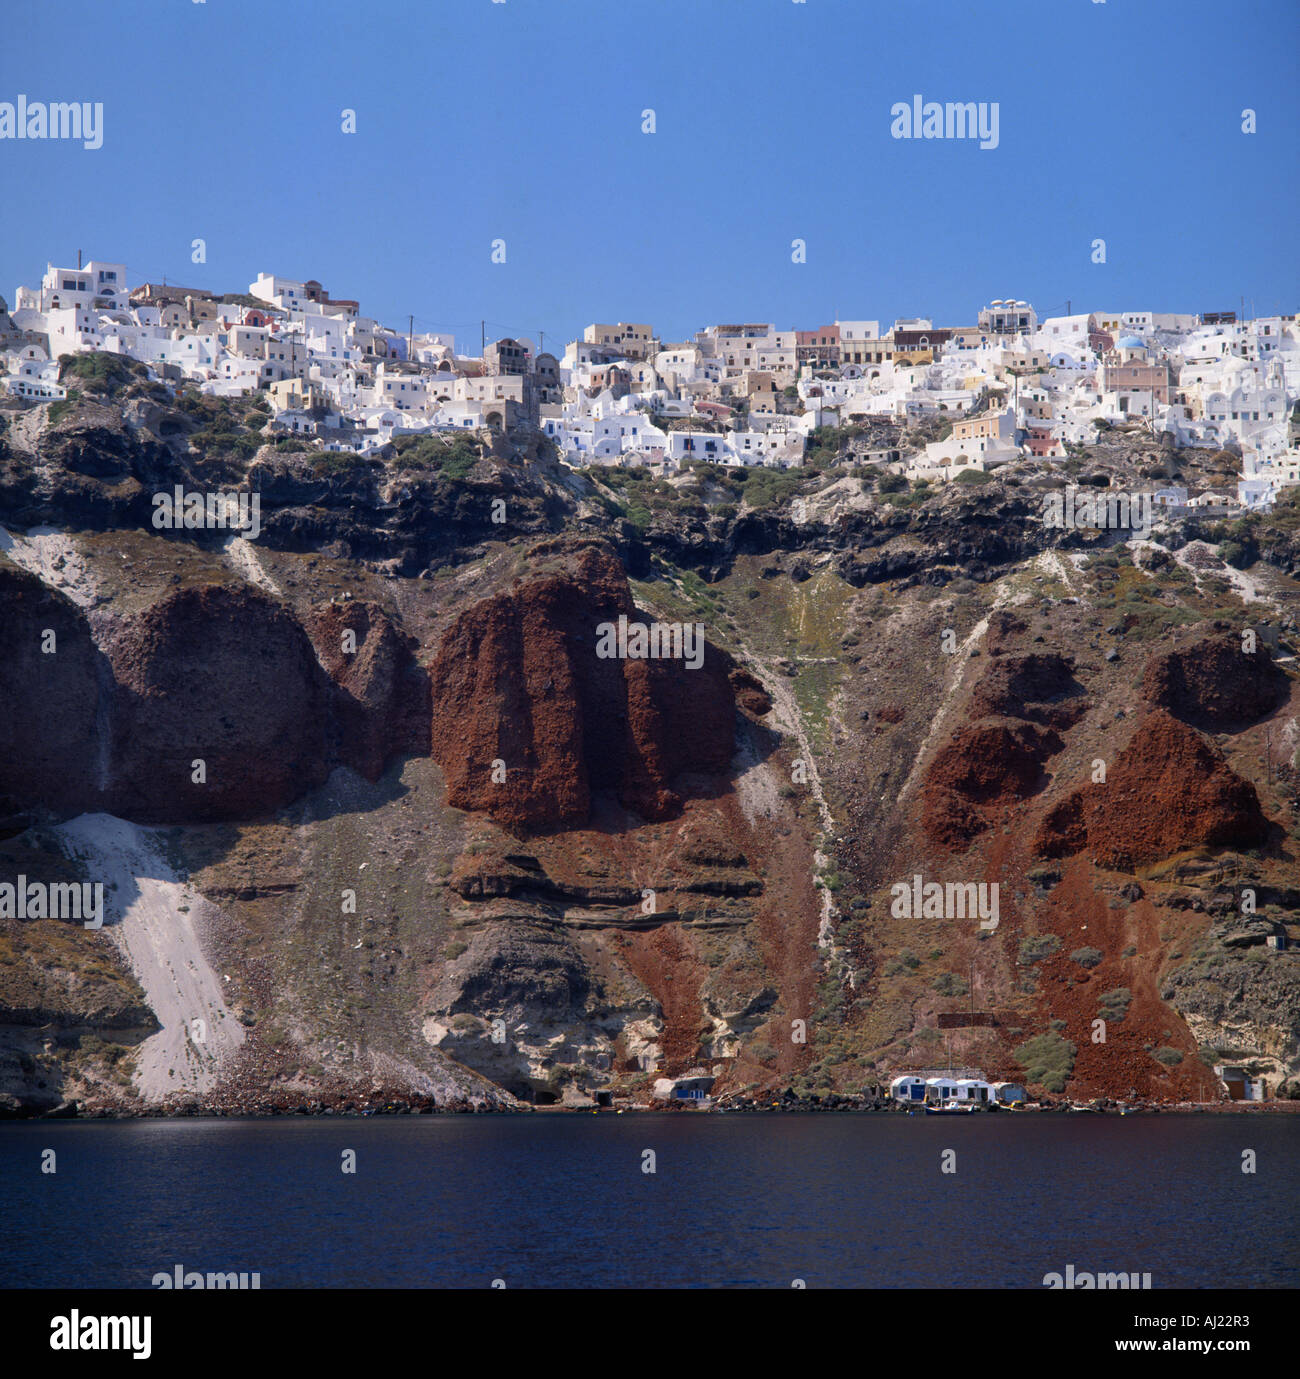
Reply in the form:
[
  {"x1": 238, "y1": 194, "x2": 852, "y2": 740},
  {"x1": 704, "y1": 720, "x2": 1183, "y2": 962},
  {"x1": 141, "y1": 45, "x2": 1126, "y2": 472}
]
[
  {"x1": 0, "y1": 525, "x2": 102, "y2": 607},
  {"x1": 222, "y1": 533, "x2": 282, "y2": 597},
  {"x1": 53, "y1": 813, "x2": 244, "y2": 1100},
  {"x1": 745, "y1": 657, "x2": 838, "y2": 950},
  {"x1": 895, "y1": 576, "x2": 1025, "y2": 811}
]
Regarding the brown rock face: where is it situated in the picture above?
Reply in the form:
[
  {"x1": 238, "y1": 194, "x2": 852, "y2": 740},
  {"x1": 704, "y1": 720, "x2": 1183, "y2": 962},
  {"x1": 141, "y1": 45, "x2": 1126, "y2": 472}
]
[
  {"x1": 1034, "y1": 793, "x2": 1088, "y2": 859},
  {"x1": 0, "y1": 571, "x2": 433, "y2": 826},
  {"x1": 304, "y1": 600, "x2": 431, "y2": 780},
  {"x1": 428, "y1": 541, "x2": 737, "y2": 834},
  {"x1": 927, "y1": 721, "x2": 1061, "y2": 803},
  {"x1": 98, "y1": 584, "x2": 331, "y2": 822},
  {"x1": 921, "y1": 720, "x2": 1061, "y2": 848},
  {"x1": 968, "y1": 652, "x2": 1086, "y2": 727},
  {"x1": 729, "y1": 667, "x2": 773, "y2": 717},
  {"x1": 1033, "y1": 709, "x2": 1269, "y2": 869},
  {"x1": 1142, "y1": 632, "x2": 1289, "y2": 728},
  {"x1": 983, "y1": 610, "x2": 1029, "y2": 655},
  {"x1": 0, "y1": 565, "x2": 104, "y2": 815},
  {"x1": 920, "y1": 643, "x2": 1076, "y2": 850}
]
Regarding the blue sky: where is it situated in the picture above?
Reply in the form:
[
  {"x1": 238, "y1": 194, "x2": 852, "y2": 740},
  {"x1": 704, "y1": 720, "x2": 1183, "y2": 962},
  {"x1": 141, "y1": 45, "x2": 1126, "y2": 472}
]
[{"x1": 2, "y1": 0, "x2": 1296, "y2": 352}]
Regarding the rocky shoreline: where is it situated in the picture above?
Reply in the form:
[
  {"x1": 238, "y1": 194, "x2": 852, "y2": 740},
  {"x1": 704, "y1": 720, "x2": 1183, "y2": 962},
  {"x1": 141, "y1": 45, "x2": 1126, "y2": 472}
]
[{"x1": 7, "y1": 1089, "x2": 1298, "y2": 1120}]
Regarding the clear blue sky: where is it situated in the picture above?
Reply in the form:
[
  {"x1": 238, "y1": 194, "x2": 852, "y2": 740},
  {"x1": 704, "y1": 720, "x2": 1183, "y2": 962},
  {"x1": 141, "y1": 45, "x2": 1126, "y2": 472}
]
[{"x1": 2, "y1": 0, "x2": 1296, "y2": 352}]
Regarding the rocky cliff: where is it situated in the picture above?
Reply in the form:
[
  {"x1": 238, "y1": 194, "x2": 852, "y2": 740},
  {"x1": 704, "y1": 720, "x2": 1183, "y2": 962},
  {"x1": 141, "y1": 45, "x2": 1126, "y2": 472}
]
[
  {"x1": 1, "y1": 389, "x2": 1297, "y2": 1114},
  {"x1": 428, "y1": 540, "x2": 739, "y2": 833}
]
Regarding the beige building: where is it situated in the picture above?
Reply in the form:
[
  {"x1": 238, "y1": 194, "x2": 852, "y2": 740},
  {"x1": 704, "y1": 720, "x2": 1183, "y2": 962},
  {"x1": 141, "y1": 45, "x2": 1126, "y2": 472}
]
[
  {"x1": 269, "y1": 377, "x2": 327, "y2": 412},
  {"x1": 583, "y1": 322, "x2": 657, "y2": 359}
]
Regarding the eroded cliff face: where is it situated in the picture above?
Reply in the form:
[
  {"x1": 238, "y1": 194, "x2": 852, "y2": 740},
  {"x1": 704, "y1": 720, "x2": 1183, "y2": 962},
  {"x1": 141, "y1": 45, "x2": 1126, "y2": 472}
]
[
  {"x1": 825, "y1": 582, "x2": 1299, "y2": 1106},
  {"x1": 1142, "y1": 630, "x2": 1290, "y2": 728},
  {"x1": 428, "y1": 541, "x2": 739, "y2": 834},
  {"x1": 2, "y1": 397, "x2": 1298, "y2": 1113},
  {"x1": 96, "y1": 584, "x2": 333, "y2": 823},
  {"x1": 1034, "y1": 710, "x2": 1269, "y2": 869},
  {"x1": 0, "y1": 573, "x2": 439, "y2": 826},
  {"x1": 304, "y1": 599, "x2": 432, "y2": 780},
  {"x1": 0, "y1": 564, "x2": 103, "y2": 818},
  {"x1": 0, "y1": 517, "x2": 817, "y2": 1113}
]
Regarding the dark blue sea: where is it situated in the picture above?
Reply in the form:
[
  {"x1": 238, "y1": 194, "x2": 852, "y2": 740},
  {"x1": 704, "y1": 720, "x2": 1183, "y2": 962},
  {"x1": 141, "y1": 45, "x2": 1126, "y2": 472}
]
[{"x1": 2, "y1": 1114, "x2": 1296, "y2": 1288}]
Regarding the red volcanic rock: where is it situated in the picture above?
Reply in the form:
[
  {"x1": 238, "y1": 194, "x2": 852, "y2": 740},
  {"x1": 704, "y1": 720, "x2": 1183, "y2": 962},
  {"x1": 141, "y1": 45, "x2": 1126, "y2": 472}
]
[
  {"x1": 97, "y1": 584, "x2": 331, "y2": 822},
  {"x1": 921, "y1": 720, "x2": 1061, "y2": 848},
  {"x1": 1142, "y1": 631, "x2": 1289, "y2": 728},
  {"x1": 428, "y1": 541, "x2": 737, "y2": 834},
  {"x1": 304, "y1": 599, "x2": 431, "y2": 780},
  {"x1": 1033, "y1": 710, "x2": 1269, "y2": 870},
  {"x1": 920, "y1": 647, "x2": 1083, "y2": 850},
  {"x1": 983, "y1": 610, "x2": 1029, "y2": 655},
  {"x1": 921, "y1": 788, "x2": 994, "y2": 850},
  {"x1": 920, "y1": 706, "x2": 1064, "y2": 843},
  {"x1": 729, "y1": 667, "x2": 773, "y2": 717},
  {"x1": 1033, "y1": 792, "x2": 1089, "y2": 859},
  {"x1": 927, "y1": 721, "x2": 1060, "y2": 803},
  {"x1": 0, "y1": 565, "x2": 103, "y2": 814},
  {"x1": 968, "y1": 652, "x2": 1086, "y2": 727}
]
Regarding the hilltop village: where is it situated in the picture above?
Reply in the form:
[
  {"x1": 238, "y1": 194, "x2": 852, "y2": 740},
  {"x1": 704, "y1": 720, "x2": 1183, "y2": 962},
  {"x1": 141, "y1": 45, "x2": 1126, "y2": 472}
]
[
  {"x1": 2, "y1": 255, "x2": 1300, "y2": 1120},
  {"x1": 3, "y1": 258, "x2": 1298, "y2": 508}
]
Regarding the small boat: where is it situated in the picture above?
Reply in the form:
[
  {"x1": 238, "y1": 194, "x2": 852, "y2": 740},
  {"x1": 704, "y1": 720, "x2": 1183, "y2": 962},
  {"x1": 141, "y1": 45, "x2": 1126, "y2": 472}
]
[
  {"x1": 925, "y1": 1100, "x2": 976, "y2": 1115},
  {"x1": 1068, "y1": 1102, "x2": 1097, "y2": 1113}
]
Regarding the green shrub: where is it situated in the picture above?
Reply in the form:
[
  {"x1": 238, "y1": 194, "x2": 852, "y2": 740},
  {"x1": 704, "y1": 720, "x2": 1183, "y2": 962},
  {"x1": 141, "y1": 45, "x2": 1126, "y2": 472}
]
[
  {"x1": 1098, "y1": 987, "x2": 1131, "y2": 1021},
  {"x1": 1018, "y1": 934, "x2": 1062, "y2": 965},
  {"x1": 883, "y1": 947, "x2": 921, "y2": 977},
  {"x1": 392, "y1": 433, "x2": 480, "y2": 479},
  {"x1": 1014, "y1": 1031, "x2": 1077, "y2": 1093},
  {"x1": 47, "y1": 388, "x2": 82, "y2": 424},
  {"x1": 57, "y1": 351, "x2": 140, "y2": 396},
  {"x1": 741, "y1": 467, "x2": 804, "y2": 510},
  {"x1": 1070, "y1": 946, "x2": 1104, "y2": 969}
]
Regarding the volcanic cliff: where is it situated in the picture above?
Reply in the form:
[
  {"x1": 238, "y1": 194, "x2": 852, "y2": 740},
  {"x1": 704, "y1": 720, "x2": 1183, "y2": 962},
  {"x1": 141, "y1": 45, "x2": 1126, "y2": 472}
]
[{"x1": 2, "y1": 388, "x2": 1298, "y2": 1115}]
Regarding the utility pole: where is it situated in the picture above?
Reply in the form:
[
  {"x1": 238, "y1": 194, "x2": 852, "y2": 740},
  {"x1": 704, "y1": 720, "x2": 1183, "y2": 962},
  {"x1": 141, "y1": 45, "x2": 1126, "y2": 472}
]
[
  {"x1": 408, "y1": 314, "x2": 414, "y2": 361},
  {"x1": 481, "y1": 319, "x2": 486, "y2": 357}
]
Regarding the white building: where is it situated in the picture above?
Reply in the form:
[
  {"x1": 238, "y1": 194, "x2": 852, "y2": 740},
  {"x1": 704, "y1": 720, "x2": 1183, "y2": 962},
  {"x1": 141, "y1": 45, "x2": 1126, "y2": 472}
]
[{"x1": 14, "y1": 260, "x2": 128, "y2": 314}]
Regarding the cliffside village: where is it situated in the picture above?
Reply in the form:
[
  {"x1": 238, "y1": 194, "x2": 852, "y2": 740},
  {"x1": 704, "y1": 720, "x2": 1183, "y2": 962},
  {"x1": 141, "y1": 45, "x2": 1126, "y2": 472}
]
[{"x1": 4, "y1": 257, "x2": 1299, "y2": 510}]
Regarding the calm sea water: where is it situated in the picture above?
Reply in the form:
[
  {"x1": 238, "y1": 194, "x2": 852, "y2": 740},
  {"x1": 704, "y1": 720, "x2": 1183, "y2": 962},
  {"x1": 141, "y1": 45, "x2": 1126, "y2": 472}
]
[{"x1": 2, "y1": 1114, "x2": 1296, "y2": 1288}]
